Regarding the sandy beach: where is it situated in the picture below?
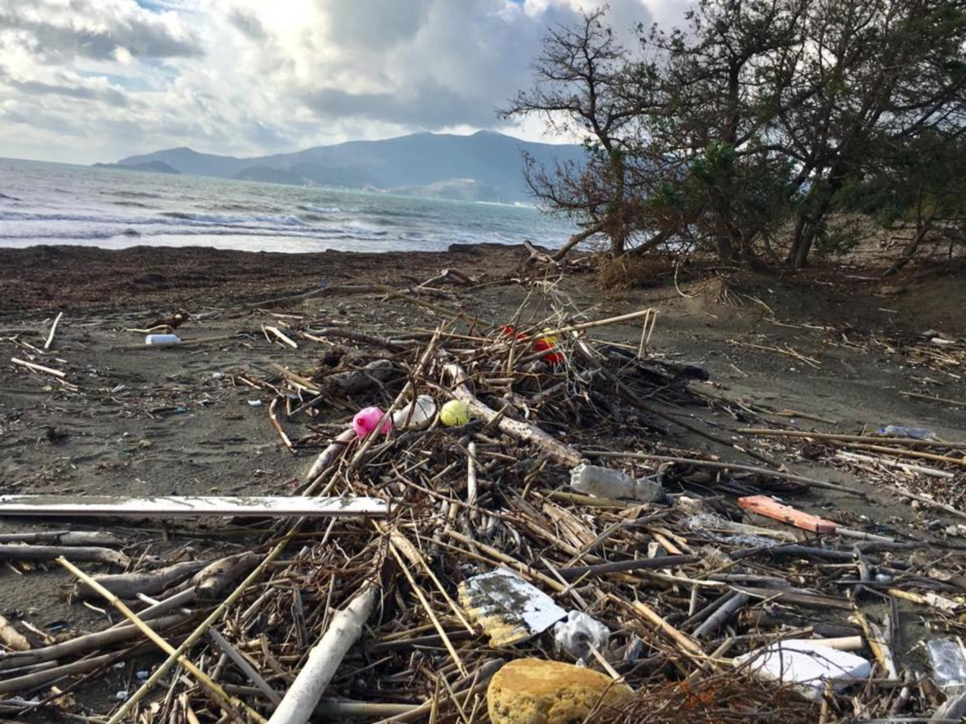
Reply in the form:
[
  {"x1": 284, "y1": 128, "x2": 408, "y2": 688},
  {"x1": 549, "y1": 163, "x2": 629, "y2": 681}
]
[{"x1": 1, "y1": 243, "x2": 965, "y2": 716}]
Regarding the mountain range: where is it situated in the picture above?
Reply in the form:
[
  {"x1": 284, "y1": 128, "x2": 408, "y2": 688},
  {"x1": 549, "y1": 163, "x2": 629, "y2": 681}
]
[{"x1": 111, "y1": 131, "x2": 586, "y2": 202}]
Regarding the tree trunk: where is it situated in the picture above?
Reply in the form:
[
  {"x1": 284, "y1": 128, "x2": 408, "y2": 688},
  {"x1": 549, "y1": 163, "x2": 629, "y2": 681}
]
[{"x1": 552, "y1": 222, "x2": 606, "y2": 262}]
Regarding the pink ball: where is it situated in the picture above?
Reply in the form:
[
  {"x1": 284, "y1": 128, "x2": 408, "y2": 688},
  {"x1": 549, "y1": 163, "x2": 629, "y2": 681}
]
[{"x1": 352, "y1": 406, "x2": 392, "y2": 438}]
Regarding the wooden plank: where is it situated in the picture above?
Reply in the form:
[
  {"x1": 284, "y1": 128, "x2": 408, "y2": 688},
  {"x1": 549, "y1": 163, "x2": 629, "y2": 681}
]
[
  {"x1": 0, "y1": 495, "x2": 388, "y2": 518},
  {"x1": 738, "y1": 495, "x2": 836, "y2": 534}
]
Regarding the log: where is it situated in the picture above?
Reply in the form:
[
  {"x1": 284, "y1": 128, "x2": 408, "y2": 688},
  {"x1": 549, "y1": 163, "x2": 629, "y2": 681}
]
[
  {"x1": 692, "y1": 592, "x2": 750, "y2": 640},
  {"x1": 0, "y1": 531, "x2": 121, "y2": 546},
  {"x1": 0, "y1": 544, "x2": 128, "y2": 567},
  {"x1": 0, "y1": 650, "x2": 121, "y2": 696},
  {"x1": 305, "y1": 428, "x2": 355, "y2": 481},
  {"x1": 320, "y1": 359, "x2": 395, "y2": 396},
  {"x1": 444, "y1": 361, "x2": 583, "y2": 467},
  {"x1": 192, "y1": 552, "x2": 261, "y2": 601},
  {"x1": 0, "y1": 614, "x2": 29, "y2": 652},
  {"x1": 0, "y1": 495, "x2": 389, "y2": 519},
  {"x1": 0, "y1": 613, "x2": 189, "y2": 671},
  {"x1": 76, "y1": 561, "x2": 205, "y2": 600},
  {"x1": 58, "y1": 557, "x2": 260, "y2": 724},
  {"x1": 551, "y1": 222, "x2": 605, "y2": 262},
  {"x1": 267, "y1": 582, "x2": 379, "y2": 724}
]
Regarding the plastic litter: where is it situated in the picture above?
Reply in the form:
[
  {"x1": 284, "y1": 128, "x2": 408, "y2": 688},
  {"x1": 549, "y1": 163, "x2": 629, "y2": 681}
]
[
  {"x1": 877, "y1": 425, "x2": 937, "y2": 441},
  {"x1": 927, "y1": 638, "x2": 966, "y2": 693},
  {"x1": 458, "y1": 568, "x2": 566, "y2": 647},
  {"x1": 440, "y1": 399, "x2": 470, "y2": 427},
  {"x1": 144, "y1": 334, "x2": 180, "y2": 346},
  {"x1": 353, "y1": 406, "x2": 392, "y2": 438},
  {"x1": 554, "y1": 611, "x2": 610, "y2": 662},
  {"x1": 734, "y1": 639, "x2": 872, "y2": 701},
  {"x1": 569, "y1": 464, "x2": 663, "y2": 502},
  {"x1": 392, "y1": 395, "x2": 437, "y2": 431},
  {"x1": 688, "y1": 512, "x2": 780, "y2": 547}
]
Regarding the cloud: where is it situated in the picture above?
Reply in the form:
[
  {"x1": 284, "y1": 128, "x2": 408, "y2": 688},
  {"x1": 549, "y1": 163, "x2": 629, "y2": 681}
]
[
  {"x1": 6, "y1": 77, "x2": 129, "y2": 107},
  {"x1": 0, "y1": 0, "x2": 683, "y2": 164},
  {"x1": 0, "y1": 0, "x2": 203, "y2": 62}
]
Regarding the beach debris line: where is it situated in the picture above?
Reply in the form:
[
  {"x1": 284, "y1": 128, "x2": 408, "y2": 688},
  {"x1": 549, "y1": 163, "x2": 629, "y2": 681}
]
[{"x1": 3, "y1": 282, "x2": 966, "y2": 724}]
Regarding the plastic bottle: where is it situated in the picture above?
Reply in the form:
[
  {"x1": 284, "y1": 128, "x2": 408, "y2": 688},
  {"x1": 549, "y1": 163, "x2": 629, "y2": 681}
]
[
  {"x1": 392, "y1": 395, "x2": 437, "y2": 431},
  {"x1": 144, "y1": 334, "x2": 181, "y2": 345},
  {"x1": 569, "y1": 464, "x2": 663, "y2": 502},
  {"x1": 928, "y1": 638, "x2": 966, "y2": 693}
]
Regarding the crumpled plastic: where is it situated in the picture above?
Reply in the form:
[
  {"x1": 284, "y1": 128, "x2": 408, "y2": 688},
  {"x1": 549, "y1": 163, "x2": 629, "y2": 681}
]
[{"x1": 554, "y1": 610, "x2": 610, "y2": 662}]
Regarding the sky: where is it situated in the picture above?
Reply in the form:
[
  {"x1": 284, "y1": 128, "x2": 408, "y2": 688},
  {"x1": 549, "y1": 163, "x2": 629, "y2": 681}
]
[{"x1": 0, "y1": 0, "x2": 688, "y2": 164}]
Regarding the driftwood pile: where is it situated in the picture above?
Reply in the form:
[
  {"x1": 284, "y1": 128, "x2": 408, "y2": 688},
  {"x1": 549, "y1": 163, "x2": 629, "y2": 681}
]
[{"x1": 3, "y1": 280, "x2": 966, "y2": 724}]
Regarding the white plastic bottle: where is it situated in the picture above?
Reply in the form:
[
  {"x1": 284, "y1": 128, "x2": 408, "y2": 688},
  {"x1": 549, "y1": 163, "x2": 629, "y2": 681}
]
[
  {"x1": 569, "y1": 464, "x2": 663, "y2": 502},
  {"x1": 392, "y1": 395, "x2": 437, "y2": 431},
  {"x1": 144, "y1": 334, "x2": 181, "y2": 345}
]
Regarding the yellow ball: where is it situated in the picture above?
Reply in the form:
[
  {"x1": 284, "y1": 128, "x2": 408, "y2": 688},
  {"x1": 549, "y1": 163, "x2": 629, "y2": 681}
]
[{"x1": 440, "y1": 400, "x2": 471, "y2": 427}]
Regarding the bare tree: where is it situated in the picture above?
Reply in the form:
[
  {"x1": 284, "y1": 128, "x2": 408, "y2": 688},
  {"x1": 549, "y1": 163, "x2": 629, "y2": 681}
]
[{"x1": 501, "y1": 9, "x2": 654, "y2": 257}]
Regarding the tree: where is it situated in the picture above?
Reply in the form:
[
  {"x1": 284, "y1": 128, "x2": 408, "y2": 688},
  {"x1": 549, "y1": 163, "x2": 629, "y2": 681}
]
[
  {"x1": 507, "y1": 0, "x2": 966, "y2": 271},
  {"x1": 775, "y1": 0, "x2": 966, "y2": 266},
  {"x1": 500, "y1": 9, "x2": 655, "y2": 257},
  {"x1": 645, "y1": 0, "x2": 808, "y2": 265}
]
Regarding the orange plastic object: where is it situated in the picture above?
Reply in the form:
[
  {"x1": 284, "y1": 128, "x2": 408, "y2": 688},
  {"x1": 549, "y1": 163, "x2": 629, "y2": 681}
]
[{"x1": 738, "y1": 495, "x2": 837, "y2": 534}]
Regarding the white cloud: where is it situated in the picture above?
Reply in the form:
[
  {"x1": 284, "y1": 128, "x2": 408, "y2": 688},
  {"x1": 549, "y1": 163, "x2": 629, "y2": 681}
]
[{"x1": 0, "y1": 0, "x2": 689, "y2": 164}]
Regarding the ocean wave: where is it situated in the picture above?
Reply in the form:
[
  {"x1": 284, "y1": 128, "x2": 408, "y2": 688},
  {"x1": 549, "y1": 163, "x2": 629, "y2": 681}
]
[
  {"x1": 299, "y1": 204, "x2": 342, "y2": 214},
  {"x1": 159, "y1": 211, "x2": 306, "y2": 226},
  {"x1": 110, "y1": 190, "x2": 161, "y2": 199}
]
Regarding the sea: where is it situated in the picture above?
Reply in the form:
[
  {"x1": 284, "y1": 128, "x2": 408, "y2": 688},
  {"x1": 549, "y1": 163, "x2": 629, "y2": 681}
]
[{"x1": 0, "y1": 158, "x2": 575, "y2": 254}]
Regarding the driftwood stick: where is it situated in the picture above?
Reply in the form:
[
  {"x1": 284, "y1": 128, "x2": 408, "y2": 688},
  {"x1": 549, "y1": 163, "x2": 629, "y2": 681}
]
[
  {"x1": 0, "y1": 531, "x2": 121, "y2": 546},
  {"x1": 737, "y1": 427, "x2": 966, "y2": 451},
  {"x1": 466, "y1": 441, "x2": 479, "y2": 522},
  {"x1": 586, "y1": 450, "x2": 866, "y2": 496},
  {"x1": 554, "y1": 555, "x2": 700, "y2": 580},
  {"x1": 235, "y1": 283, "x2": 378, "y2": 313},
  {"x1": 305, "y1": 428, "x2": 355, "y2": 481},
  {"x1": 266, "y1": 582, "x2": 379, "y2": 724},
  {"x1": 106, "y1": 534, "x2": 293, "y2": 724},
  {"x1": 388, "y1": 543, "x2": 468, "y2": 676},
  {"x1": 444, "y1": 361, "x2": 583, "y2": 467},
  {"x1": 692, "y1": 592, "x2": 749, "y2": 640},
  {"x1": 268, "y1": 398, "x2": 295, "y2": 453},
  {"x1": 208, "y1": 627, "x2": 281, "y2": 706},
  {"x1": 57, "y1": 557, "x2": 262, "y2": 724},
  {"x1": 0, "y1": 650, "x2": 123, "y2": 696},
  {"x1": 302, "y1": 328, "x2": 413, "y2": 351},
  {"x1": 264, "y1": 326, "x2": 298, "y2": 350},
  {"x1": 0, "y1": 544, "x2": 128, "y2": 567},
  {"x1": 43, "y1": 312, "x2": 63, "y2": 350},
  {"x1": 628, "y1": 599, "x2": 705, "y2": 658},
  {"x1": 10, "y1": 358, "x2": 66, "y2": 379},
  {"x1": 0, "y1": 613, "x2": 189, "y2": 672}
]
